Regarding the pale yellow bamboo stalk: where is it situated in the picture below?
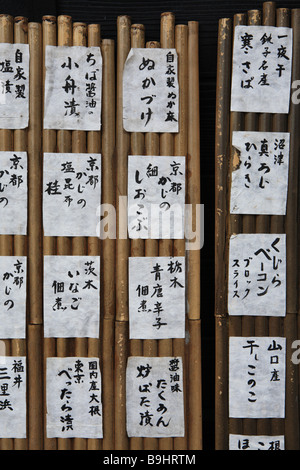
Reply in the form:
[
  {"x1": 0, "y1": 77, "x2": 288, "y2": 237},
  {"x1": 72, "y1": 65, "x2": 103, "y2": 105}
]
[
  {"x1": 0, "y1": 13, "x2": 14, "y2": 452},
  {"x1": 100, "y1": 38, "x2": 116, "y2": 450},
  {"x1": 12, "y1": 15, "x2": 28, "y2": 451},
  {"x1": 27, "y1": 20, "x2": 43, "y2": 450},
  {"x1": 115, "y1": 14, "x2": 131, "y2": 451},
  {"x1": 129, "y1": 23, "x2": 145, "y2": 452}
]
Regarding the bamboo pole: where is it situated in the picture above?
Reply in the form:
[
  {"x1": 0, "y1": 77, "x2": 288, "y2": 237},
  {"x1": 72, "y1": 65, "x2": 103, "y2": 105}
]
[
  {"x1": 129, "y1": 23, "x2": 145, "y2": 452},
  {"x1": 72, "y1": 21, "x2": 88, "y2": 451},
  {"x1": 186, "y1": 20, "x2": 202, "y2": 451},
  {"x1": 214, "y1": 16, "x2": 232, "y2": 450},
  {"x1": 284, "y1": 7, "x2": 300, "y2": 450},
  {"x1": 115, "y1": 14, "x2": 131, "y2": 451},
  {"x1": 12, "y1": 14, "x2": 28, "y2": 452},
  {"x1": 42, "y1": 14, "x2": 57, "y2": 451},
  {"x1": 100, "y1": 37, "x2": 116, "y2": 450},
  {"x1": 27, "y1": 20, "x2": 43, "y2": 450},
  {"x1": 0, "y1": 13, "x2": 14, "y2": 452}
]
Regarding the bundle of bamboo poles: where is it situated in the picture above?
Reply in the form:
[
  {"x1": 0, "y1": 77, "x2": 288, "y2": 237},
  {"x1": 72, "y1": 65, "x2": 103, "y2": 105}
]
[
  {"x1": 0, "y1": 11, "x2": 201, "y2": 450},
  {"x1": 215, "y1": 1, "x2": 299, "y2": 451}
]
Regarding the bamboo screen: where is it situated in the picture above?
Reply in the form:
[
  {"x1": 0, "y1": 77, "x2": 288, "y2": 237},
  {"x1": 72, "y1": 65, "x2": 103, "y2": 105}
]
[
  {"x1": 215, "y1": 1, "x2": 300, "y2": 450},
  {"x1": 0, "y1": 12, "x2": 201, "y2": 450}
]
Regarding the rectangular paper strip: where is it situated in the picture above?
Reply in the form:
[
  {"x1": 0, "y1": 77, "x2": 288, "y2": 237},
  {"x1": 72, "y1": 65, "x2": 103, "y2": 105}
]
[
  {"x1": 43, "y1": 153, "x2": 101, "y2": 237},
  {"x1": 44, "y1": 256, "x2": 100, "y2": 338},
  {"x1": 231, "y1": 26, "x2": 293, "y2": 113},
  {"x1": 229, "y1": 337, "x2": 286, "y2": 418},
  {"x1": 0, "y1": 151, "x2": 27, "y2": 235},
  {"x1": 46, "y1": 357, "x2": 103, "y2": 438},
  {"x1": 228, "y1": 233, "x2": 286, "y2": 316},
  {"x1": 230, "y1": 131, "x2": 290, "y2": 215},
  {"x1": 0, "y1": 256, "x2": 26, "y2": 338},
  {"x1": 44, "y1": 45, "x2": 102, "y2": 130},
  {"x1": 0, "y1": 356, "x2": 26, "y2": 438},
  {"x1": 126, "y1": 356, "x2": 184, "y2": 438},
  {"x1": 129, "y1": 256, "x2": 185, "y2": 339},
  {"x1": 0, "y1": 43, "x2": 29, "y2": 128},
  {"x1": 123, "y1": 48, "x2": 179, "y2": 133},
  {"x1": 229, "y1": 434, "x2": 285, "y2": 450}
]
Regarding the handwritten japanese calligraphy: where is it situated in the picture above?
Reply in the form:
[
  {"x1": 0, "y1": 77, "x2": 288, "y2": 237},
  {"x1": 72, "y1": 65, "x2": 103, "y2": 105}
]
[
  {"x1": 0, "y1": 256, "x2": 26, "y2": 339},
  {"x1": 230, "y1": 131, "x2": 290, "y2": 215},
  {"x1": 46, "y1": 357, "x2": 102, "y2": 438},
  {"x1": 0, "y1": 44, "x2": 29, "y2": 128},
  {"x1": 229, "y1": 337, "x2": 286, "y2": 418},
  {"x1": 128, "y1": 155, "x2": 185, "y2": 239},
  {"x1": 228, "y1": 234, "x2": 286, "y2": 316},
  {"x1": 229, "y1": 434, "x2": 285, "y2": 450},
  {"x1": 129, "y1": 256, "x2": 185, "y2": 339},
  {"x1": 231, "y1": 26, "x2": 293, "y2": 113},
  {"x1": 44, "y1": 256, "x2": 100, "y2": 338},
  {"x1": 126, "y1": 356, "x2": 184, "y2": 438},
  {"x1": 43, "y1": 153, "x2": 101, "y2": 237},
  {"x1": 0, "y1": 151, "x2": 27, "y2": 235},
  {"x1": 44, "y1": 45, "x2": 102, "y2": 130},
  {"x1": 0, "y1": 356, "x2": 26, "y2": 438},
  {"x1": 123, "y1": 48, "x2": 179, "y2": 132}
]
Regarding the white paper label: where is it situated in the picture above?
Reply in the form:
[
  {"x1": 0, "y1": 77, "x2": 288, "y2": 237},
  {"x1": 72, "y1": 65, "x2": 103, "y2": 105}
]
[
  {"x1": 128, "y1": 155, "x2": 185, "y2": 239},
  {"x1": 0, "y1": 44, "x2": 29, "y2": 128},
  {"x1": 231, "y1": 26, "x2": 293, "y2": 113},
  {"x1": 0, "y1": 356, "x2": 26, "y2": 438},
  {"x1": 229, "y1": 434, "x2": 285, "y2": 450},
  {"x1": 46, "y1": 357, "x2": 103, "y2": 438},
  {"x1": 126, "y1": 356, "x2": 184, "y2": 438},
  {"x1": 44, "y1": 45, "x2": 102, "y2": 130},
  {"x1": 230, "y1": 131, "x2": 290, "y2": 215},
  {"x1": 44, "y1": 256, "x2": 100, "y2": 338},
  {"x1": 228, "y1": 234, "x2": 286, "y2": 316},
  {"x1": 123, "y1": 48, "x2": 179, "y2": 133},
  {"x1": 0, "y1": 151, "x2": 27, "y2": 235},
  {"x1": 229, "y1": 337, "x2": 286, "y2": 418},
  {"x1": 0, "y1": 256, "x2": 26, "y2": 338},
  {"x1": 129, "y1": 256, "x2": 185, "y2": 339},
  {"x1": 43, "y1": 152, "x2": 101, "y2": 237}
]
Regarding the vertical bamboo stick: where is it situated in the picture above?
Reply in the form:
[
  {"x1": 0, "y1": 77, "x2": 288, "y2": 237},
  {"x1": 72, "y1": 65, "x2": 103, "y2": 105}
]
[
  {"x1": 186, "y1": 20, "x2": 202, "y2": 451},
  {"x1": 72, "y1": 21, "x2": 88, "y2": 451},
  {"x1": 173, "y1": 23, "x2": 188, "y2": 451},
  {"x1": 12, "y1": 14, "x2": 28, "y2": 452},
  {"x1": 214, "y1": 16, "x2": 232, "y2": 450},
  {"x1": 228, "y1": 12, "x2": 247, "y2": 443},
  {"x1": 129, "y1": 23, "x2": 145, "y2": 452},
  {"x1": 0, "y1": 13, "x2": 14, "y2": 452},
  {"x1": 27, "y1": 20, "x2": 43, "y2": 450},
  {"x1": 101, "y1": 38, "x2": 116, "y2": 450},
  {"x1": 115, "y1": 14, "x2": 131, "y2": 451},
  {"x1": 42, "y1": 14, "x2": 57, "y2": 451},
  {"x1": 284, "y1": 7, "x2": 300, "y2": 450},
  {"x1": 87, "y1": 22, "x2": 102, "y2": 451}
]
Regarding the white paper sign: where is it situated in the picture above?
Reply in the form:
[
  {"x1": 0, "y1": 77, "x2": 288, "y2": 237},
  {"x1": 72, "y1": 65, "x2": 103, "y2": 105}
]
[
  {"x1": 128, "y1": 155, "x2": 185, "y2": 239},
  {"x1": 0, "y1": 44, "x2": 29, "y2": 128},
  {"x1": 0, "y1": 356, "x2": 26, "y2": 438},
  {"x1": 0, "y1": 256, "x2": 26, "y2": 338},
  {"x1": 123, "y1": 48, "x2": 179, "y2": 132},
  {"x1": 228, "y1": 234, "x2": 286, "y2": 316},
  {"x1": 230, "y1": 131, "x2": 290, "y2": 215},
  {"x1": 129, "y1": 256, "x2": 185, "y2": 339},
  {"x1": 44, "y1": 45, "x2": 102, "y2": 130},
  {"x1": 44, "y1": 256, "x2": 100, "y2": 338},
  {"x1": 229, "y1": 434, "x2": 285, "y2": 450},
  {"x1": 229, "y1": 337, "x2": 286, "y2": 418},
  {"x1": 126, "y1": 356, "x2": 184, "y2": 438},
  {"x1": 43, "y1": 153, "x2": 101, "y2": 237},
  {"x1": 231, "y1": 26, "x2": 293, "y2": 113},
  {"x1": 46, "y1": 357, "x2": 102, "y2": 438},
  {"x1": 0, "y1": 151, "x2": 27, "y2": 235}
]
